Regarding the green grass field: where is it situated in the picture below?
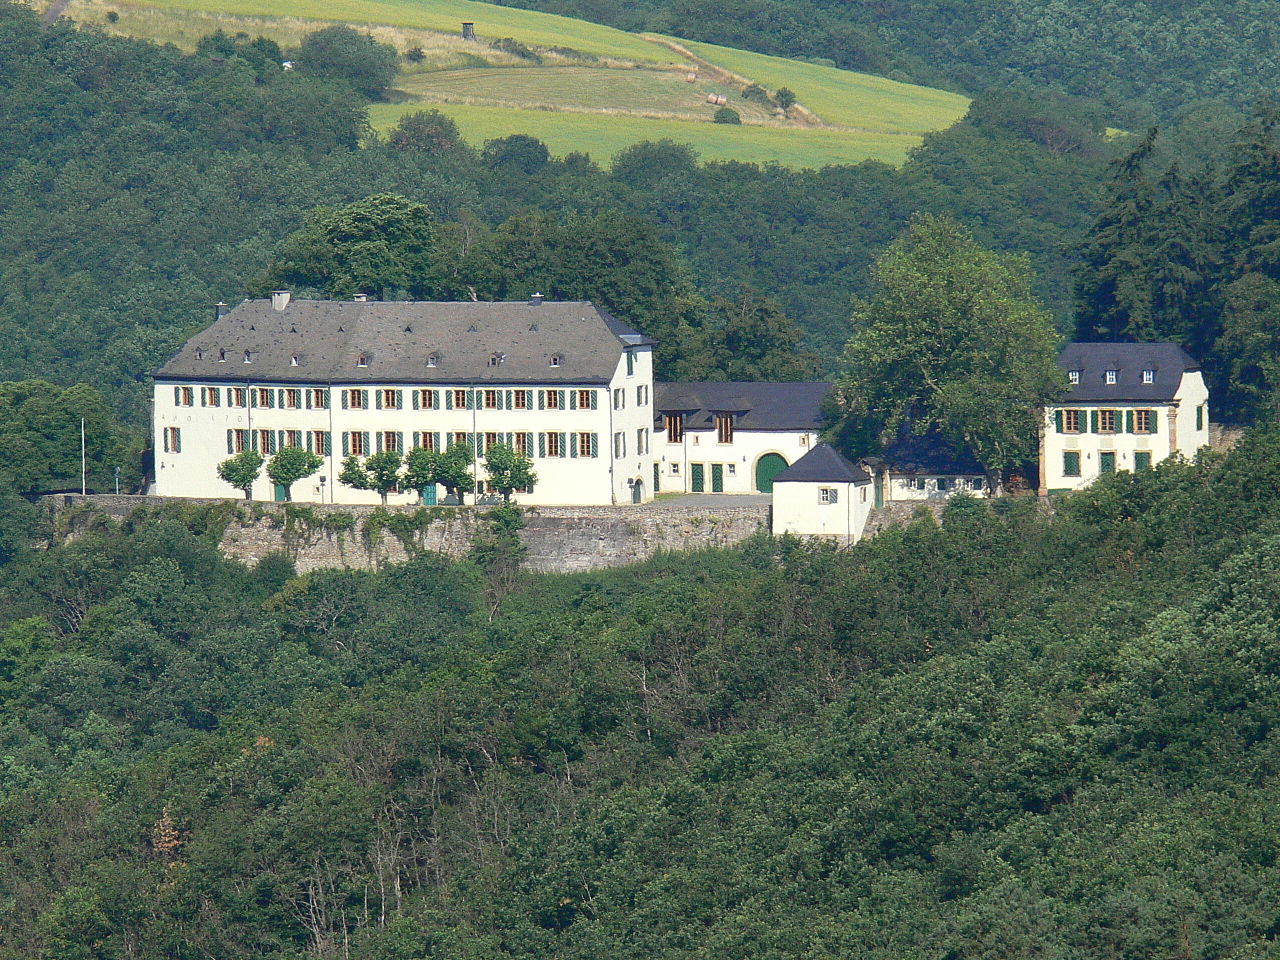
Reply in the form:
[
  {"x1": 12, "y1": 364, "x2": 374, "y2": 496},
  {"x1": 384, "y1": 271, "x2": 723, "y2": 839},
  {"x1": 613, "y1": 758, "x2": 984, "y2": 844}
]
[
  {"x1": 370, "y1": 101, "x2": 921, "y2": 167},
  {"x1": 398, "y1": 65, "x2": 777, "y2": 124},
  {"x1": 671, "y1": 37, "x2": 970, "y2": 135},
  {"x1": 109, "y1": 0, "x2": 678, "y2": 62}
]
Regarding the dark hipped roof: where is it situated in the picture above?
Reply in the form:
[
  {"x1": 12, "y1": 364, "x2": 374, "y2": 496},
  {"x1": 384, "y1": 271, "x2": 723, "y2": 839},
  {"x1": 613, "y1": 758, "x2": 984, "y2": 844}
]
[
  {"x1": 154, "y1": 299, "x2": 652, "y2": 384},
  {"x1": 654, "y1": 382, "x2": 831, "y2": 431},
  {"x1": 774, "y1": 443, "x2": 870, "y2": 484},
  {"x1": 863, "y1": 425, "x2": 985, "y2": 477},
  {"x1": 1058, "y1": 342, "x2": 1198, "y2": 402}
]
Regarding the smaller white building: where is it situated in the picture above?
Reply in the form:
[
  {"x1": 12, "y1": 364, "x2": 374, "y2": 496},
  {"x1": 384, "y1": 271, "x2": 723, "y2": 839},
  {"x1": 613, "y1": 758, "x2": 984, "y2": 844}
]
[
  {"x1": 771, "y1": 443, "x2": 873, "y2": 543},
  {"x1": 654, "y1": 382, "x2": 829, "y2": 494},
  {"x1": 1040, "y1": 342, "x2": 1210, "y2": 494}
]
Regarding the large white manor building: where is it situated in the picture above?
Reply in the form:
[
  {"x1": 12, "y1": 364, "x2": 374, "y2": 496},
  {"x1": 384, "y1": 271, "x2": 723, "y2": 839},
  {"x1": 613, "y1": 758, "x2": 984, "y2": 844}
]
[{"x1": 152, "y1": 295, "x2": 659, "y2": 506}]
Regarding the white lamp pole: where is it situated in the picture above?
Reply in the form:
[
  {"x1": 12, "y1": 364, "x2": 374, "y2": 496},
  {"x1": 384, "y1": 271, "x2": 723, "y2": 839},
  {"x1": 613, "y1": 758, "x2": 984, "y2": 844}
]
[{"x1": 80, "y1": 418, "x2": 86, "y2": 495}]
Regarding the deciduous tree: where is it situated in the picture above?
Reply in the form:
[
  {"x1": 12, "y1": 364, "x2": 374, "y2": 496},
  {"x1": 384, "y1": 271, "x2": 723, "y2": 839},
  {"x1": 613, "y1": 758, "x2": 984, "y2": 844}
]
[
  {"x1": 482, "y1": 443, "x2": 537, "y2": 503},
  {"x1": 266, "y1": 446, "x2": 323, "y2": 501},
  {"x1": 216, "y1": 449, "x2": 264, "y2": 499},
  {"x1": 338, "y1": 451, "x2": 403, "y2": 504}
]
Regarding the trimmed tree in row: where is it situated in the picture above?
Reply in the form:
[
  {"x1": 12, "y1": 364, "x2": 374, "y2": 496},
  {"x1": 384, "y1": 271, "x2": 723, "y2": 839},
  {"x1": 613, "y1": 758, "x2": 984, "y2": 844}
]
[
  {"x1": 339, "y1": 442, "x2": 534, "y2": 504},
  {"x1": 216, "y1": 447, "x2": 322, "y2": 500}
]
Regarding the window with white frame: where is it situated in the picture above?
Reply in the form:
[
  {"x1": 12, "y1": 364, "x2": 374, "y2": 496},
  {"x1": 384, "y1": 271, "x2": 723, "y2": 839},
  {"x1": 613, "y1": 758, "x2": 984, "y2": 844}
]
[
  {"x1": 614, "y1": 431, "x2": 626, "y2": 458},
  {"x1": 175, "y1": 386, "x2": 194, "y2": 407},
  {"x1": 1105, "y1": 369, "x2": 1118, "y2": 384},
  {"x1": 310, "y1": 388, "x2": 329, "y2": 409},
  {"x1": 819, "y1": 487, "x2": 838, "y2": 504},
  {"x1": 229, "y1": 387, "x2": 246, "y2": 408},
  {"x1": 283, "y1": 388, "x2": 301, "y2": 410},
  {"x1": 1068, "y1": 370, "x2": 1080, "y2": 384},
  {"x1": 1142, "y1": 369, "x2": 1155, "y2": 384}
]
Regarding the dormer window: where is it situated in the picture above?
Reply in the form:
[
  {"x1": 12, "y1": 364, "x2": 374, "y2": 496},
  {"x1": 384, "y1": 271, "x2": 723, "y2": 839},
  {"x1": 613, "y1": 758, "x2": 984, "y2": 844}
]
[
  {"x1": 243, "y1": 350, "x2": 252, "y2": 364},
  {"x1": 426, "y1": 353, "x2": 440, "y2": 368},
  {"x1": 1068, "y1": 369, "x2": 1080, "y2": 384},
  {"x1": 549, "y1": 354, "x2": 562, "y2": 368},
  {"x1": 218, "y1": 350, "x2": 226, "y2": 363},
  {"x1": 1142, "y1": 369, "x2": 1155, "y2": 384},
  {"x1": 357, "y1": 354, "x2": 368, "y2": 368},
  {"x1": 290, "y1": 355, "x2": 300, "y2": 367},
  {"x1": 1105, "y1": 369, "x2": 1118, "y2": 384},
  {"x1": 195, "y1": 349, "x2": 204, "y2": 361},
  {"x1": 488, "y1": 353, "x2": 505, "y2": 367}
]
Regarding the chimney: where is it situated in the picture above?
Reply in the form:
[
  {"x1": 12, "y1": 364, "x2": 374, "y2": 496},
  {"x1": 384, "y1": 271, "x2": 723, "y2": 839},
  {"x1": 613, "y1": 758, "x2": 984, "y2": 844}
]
[
  {"x1": 353, "y1": 293, "x2": 368, "y2": 303},
  {"x1": 215, "y1": 301, "x2": 229, "y2": 320},
  {"x1": 271, "y1": 290, "x2": 291, "y2": 311},
  {"x1": 462, "y1": 21, "x2": 475, "y2": 39},
  {"x1": 530, "y1": 292, "x2": 544, "y2": 305}
]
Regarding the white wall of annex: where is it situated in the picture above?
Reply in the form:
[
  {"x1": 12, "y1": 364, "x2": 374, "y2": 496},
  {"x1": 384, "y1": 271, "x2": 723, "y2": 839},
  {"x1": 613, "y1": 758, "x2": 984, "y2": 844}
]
[
  {"x1": 772, "y1": 479, "x2": 872, "y2": 542},
  {"x1": 655, "y1": 427, "x2": 819, "y2": 493}
]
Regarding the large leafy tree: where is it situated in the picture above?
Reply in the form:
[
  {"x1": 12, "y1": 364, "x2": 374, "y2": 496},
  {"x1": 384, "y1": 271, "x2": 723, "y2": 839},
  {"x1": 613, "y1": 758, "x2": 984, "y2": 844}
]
[
  {"x1": 435, "y1": 442, "x2": 476, "y2": 502},
  {"x1": 0, "y1": 380, "x2": 132, "y2": 494},
  {"x1": 293, "y1": 25, "x2": 397, "y2": 100},
  {"x1": 482, "y1": 443, "x2": 537, "y2": 503},
  {"x1": 835, "y1": 214, "x2": 1065, "y2": 484},
  {"x1": 339, "y1": 451, "x2": 403, "y2": 505},
  {"x1": 216, "y1": 449, "x2": 264, "y2": 499},
  {"x1": 265, "y1": 446, "x2": 323, "y2": 501},
  {"x1": 693, "y1": 288, "x2": 819, "y2": 382},
  {"x1": 262, "y1": 194, "x2": 436, "y2": 300}
]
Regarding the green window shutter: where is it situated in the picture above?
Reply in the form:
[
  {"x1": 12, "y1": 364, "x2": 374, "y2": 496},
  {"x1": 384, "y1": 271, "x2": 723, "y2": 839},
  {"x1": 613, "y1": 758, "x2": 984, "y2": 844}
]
[
  {"x1": 376, "y1": 391, "x2": 383, "y2": 410},
  {"x1": 1195, "y1": 405, "x2": 1202, "y2": 430},
  {"x1": 277, "y1": 430, "x2": 284, "y2": 451},
  {"x1": 445, "y1": 390, "x2": 453, "y2": 410},
  {"x1": 627, "y1": 351, "x2": 635, "y2": 375},
  {"x1": 341, "y1": 391, "x2": 349, "y2": 410},
  {"x1": 467, "y1": 390, "x2": 476, "y2": 410},
  {"x1": 570, "y1": 391, "x2": 578, "y2": 410},
  {"x1": 342, "y1": 433, "x2": 350, "y2": 456},
  {"x1": 395, "y1": 391, "x2": 402, "y2": 410},
  {"x1": 1126, "y1": 410, "x2": 1135, "y2": 433},
  {"x1": 1090, "y1": 410, "x2": 1099, "y2": 432},
  {"x1": 570, "y1": 434, "x2": 578, "y2": 458},
  {"x1": 305, "y1": 391, "x2": 312, "y2": 409},
  {"x1": 306, "y1": 433, "x2": 313, "y2": 453},
  {"x1": 538, "y1": 433, "x2": 546, "y2": 457},
  {"x1": 361, "y1": 390, "x2": 369, "y2": 409},
  {"x1": 590, "y1": 434, "x2": 598, "y2": 457},
  {"x1": 538, "y1": 390, "x2": 545, "y2": 410},
  {"x1": 362, "y1": 432, "x2": 370, "y2": 456},
  {"x1": 322, "y1": 389, "x2": 330, "y2": 409},
  {"x1": 505, "y1": 390, "x2": 513, "y2": 410},
  {"x1": 558, "y1": 390, "x2": 566, "y2": 409},
  {"x1": 412, "y1": 391, "x2": 420, "y2": 410},
  {"x1": 1054, "y1": 410, "x2": 1064, "y2": 433},
  {"x1": 173, "y1": 386, "x2": 180, "y2": 404},
  {"x1": 250, "y1": 390, "x2": 258, "y2": 408},
  {"x1": 396, "y1": 432, "x2": 404, "y2": 452},
  {"x1": 591, "y1": 392, "x2": 598, "y2": 410},
  {"x1": 1152, "y1": 409, "x2": 1159, "y2": 432},
  {"x1": 227, "y1": 429, "x2": 234, "y2": 454},
  {"x1": 251, "y1": 431, "x2": 259, "y2": 451},
  {"x1": 558, "y1": 433, "x2": 566, "y2": 457}
]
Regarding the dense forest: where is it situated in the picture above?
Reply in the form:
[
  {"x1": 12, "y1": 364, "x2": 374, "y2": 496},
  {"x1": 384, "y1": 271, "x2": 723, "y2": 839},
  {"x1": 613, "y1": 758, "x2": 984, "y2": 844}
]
[
  {"x1": 6, "y1": 412, "x2": 1280, "y2": 957},
  {"x1": 0, "y1": 0, "x2": 1111, "y2": 426},
  {"x1": 495, "y1": 0, "x2": 1280, "y2": 120}
]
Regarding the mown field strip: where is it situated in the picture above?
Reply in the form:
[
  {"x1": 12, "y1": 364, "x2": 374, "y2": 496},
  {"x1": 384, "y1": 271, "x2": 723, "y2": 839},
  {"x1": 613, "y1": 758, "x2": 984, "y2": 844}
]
[{"x1": 370, "y1": 101, "x2": 921, "y2": 168}]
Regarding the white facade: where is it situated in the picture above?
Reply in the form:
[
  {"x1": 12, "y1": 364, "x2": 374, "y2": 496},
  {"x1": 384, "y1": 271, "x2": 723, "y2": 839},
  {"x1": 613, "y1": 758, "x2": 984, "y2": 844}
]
[
  {"x1": 873, "y1": 469, "x2": 989, "y2": 504},
  {"x1": 655, "y1": 425, "x2": 820, "y2": 494},
  {"x1": 772, "y1": 477, "x2": 873, "y2": 543},
  {"x1": 152, "y1": 300, "x2": 658, "y2": 506},
  {"x1": 1040, "y1": 371, "x2": 1209, "y2": 493}
]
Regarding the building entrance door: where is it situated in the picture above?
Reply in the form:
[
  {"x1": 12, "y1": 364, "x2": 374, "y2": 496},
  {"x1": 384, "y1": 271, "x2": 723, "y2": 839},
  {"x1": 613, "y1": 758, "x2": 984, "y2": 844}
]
[
  {"x1": 421, "y1": 484, "x2": 437, "y2": 505},
  {"x1": 632, "y1": 480, "x2": 643, "y2": 503},
  {"x1": 711, "y1": 463, "x2": 724, "y2": 492},
  {"x1": 691, "y1": 463, "x2": 705, "y2": 492},
  {"x1": 754, "y1": 453, "x2": 789, "y2": 492},
  {"x1": 273, "y1": 483, "x2": 288, "y2": 502}
]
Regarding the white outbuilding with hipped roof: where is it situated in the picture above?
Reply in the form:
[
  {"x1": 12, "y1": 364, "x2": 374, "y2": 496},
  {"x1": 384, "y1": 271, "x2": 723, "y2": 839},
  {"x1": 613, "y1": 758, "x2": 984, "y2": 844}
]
[{"x1": 771, "y1": 443, "x2": 874, "y2": 544}]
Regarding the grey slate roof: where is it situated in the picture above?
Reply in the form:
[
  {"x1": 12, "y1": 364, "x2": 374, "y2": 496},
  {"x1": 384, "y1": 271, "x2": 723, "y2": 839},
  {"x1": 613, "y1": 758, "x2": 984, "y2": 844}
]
[
  {"x1": 654, "y1": 382, "x2": 831, "y2": 431},
  {"x1": 774, "y1": 443, "x2": 870, "y2": 484},
  {"x1": 1058, "y1": 342, "x2": 1198, "y2": 403},
  {"x1": 866, "y1": 425, "x2": 986, "y2": 477},
  {"x1": 154, "y1": 299, "x2": 651, "y2": 384}
]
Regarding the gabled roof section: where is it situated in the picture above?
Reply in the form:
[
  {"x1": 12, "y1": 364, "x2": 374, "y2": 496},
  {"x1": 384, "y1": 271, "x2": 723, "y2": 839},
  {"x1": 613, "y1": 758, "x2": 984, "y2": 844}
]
[
  {"x1": 155, "y1": 299, "x2": 650, "y2": 384},
  {"x1": 654, "y1": 382, "x2": 831, "y2": 431},
  {"x1": 1058, "y1": 342, "x2": 1198, "y2": 403},
  {"x1": 774, "y1": 443, "x2": 870, "y2": 484}
]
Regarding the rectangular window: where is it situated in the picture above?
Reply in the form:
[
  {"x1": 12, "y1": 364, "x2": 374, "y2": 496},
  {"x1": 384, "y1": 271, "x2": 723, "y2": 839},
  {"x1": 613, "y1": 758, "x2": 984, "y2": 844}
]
[
  {"x1": 310, "y1": 388, "x2": 329, "y2": 410},
  {"x1": 1135, "y1": 451, "x2": 1153, "y2": 471},
  {"x1": 284, "y1": 429, "x2": 302, "y2": 448},
  {"x1": 670, "y1": 462, "x2": 680, "y2": 476},
  {"x1": 637, "y1": 428, "x2": 648, "y2": 456},
  {"x1": 545, "y1": 432, "x2": 563, "y2": 458},
  {"x1": 175, "y1": 386, "x2": 194, "y2": 407},
  {"x1": 512, "y1": 390, "x2": 530, "y2": 410},
  {"x1": 576, "y1": 432, "x2": 594, "y2": 458},
  {"x1": 1100, "y1": 451, "x2": 1116, "y2": 474},
  {"x1": 578, "y1": 389, "x2": 593, "y2": 410},
  {"x1": 626, "y1": 351, "x2": 635, "y2": 376},
  {"x1": 636, "y1": 385, "x2": 647, "y2": 406},
  {"x1": 201, "y1": 386, "x2": 220, "y2": 407},
  {"x1": 309, "y1": 430, "x2": 330, "y2": 455},
  {"x1": 1064, "y1": 409, "x2": 1082, "y2": 433},
  {"x1": 819, "y1": 487, "x2": 838, "y2": 504},
  {"x1": 665, "y1": 414, "x2": 684, "y2": 444},
  {"x1": 163, "y1": 426, "x2": 182, "y2": 453},
  {"x1": 1196, "y1": 405, "x2": 1204, "y2": 431},
  {"x1": 545, "y1": 390, "x2": 563, "y2": 411},
  {"x1": 255, "y1": 388, "x2": 274, "y2": 408},
  {"x1": 417, "y1": 389, "x2": 438, "y2": 410},
  {"x1": 1134, "y1": 409, "x2": 1153, "y2": 433},
  {"x1": 379, "y1": 431, "x2": 402, "y2": 454},
  {"x1": 451, "y1": 431, "x2": 469, "y2": 450},
  {"x1": 350, "y1": 431, "x2": 368, "y2": 456},
  {"x1": 613, "y1": 388, "x2": 625, "y2": 410},
  {"x1": 727, "y1": 463, "x2": 736, "y2": 476},
  {"x1": 417, "y1": 431, "x2": 440, "y2": 452},
  {"x1": 231, "y1": 429, "x2": 249, "y2": 453},
  {"x1": 229, "y1": 387, "x2": 246, "y2": 408},
  {"x1": 1143, "y1": 369, "x2": 1155, "y2": 384},
  {"x1": 347, "y1": 389, "x2": 367, "y2": 410},
  {"x1": 1063, "y1": 451, "x2": 1081, "y2": 477},
  {"x1": 716, "y1": 414, "x2": 734, "y2": 444},
  {"x1": 452, "y1": 389, "x2": 468, "y2": 410},
  {"x1": 484, "y1": 389, "x2": 499, "y2": 410},
  {"x1": 1098, "y1": 409, "x2": 1118, "y2": 433},
  {"x1": 1068, "y1": 370, "x2": 1080, "y2": 384},
  {"x1": 258, "y1": 429, "x2": 276, "y2": 454},
  {"x1": 1105, "y1": 369, "x2": 1118, "y2": 384},
  {"x1": 614, "y1": 432, "x2": 626, "y2": 458},
  {"x1": 381, "y1": 389, "x2": 400, "y2": 410},
  {"x1": 282, "y1": 388, "x2": 301, "y2": 410},
  {"x1": 513, "y1": 432, "x2": 531, "y2": 456},
  {"x1": 483, "y1": 431, "x2": 498, "y2": 454}
]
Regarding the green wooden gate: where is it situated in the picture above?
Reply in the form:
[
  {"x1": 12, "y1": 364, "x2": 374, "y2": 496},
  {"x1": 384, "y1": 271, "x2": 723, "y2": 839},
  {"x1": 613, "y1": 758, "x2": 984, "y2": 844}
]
[
  {"x1": 421, "y1": 484, "x2": 437, "y2": 505},
  {"x1": 273, "y1": 482, "x2": 288, "y2": 502},
  {"x1": 691, "y1": 463, "x2": 705, "y2": 492},
  {"x1": 754, "y1": 453, "x2": 789, "y2": 493},
  {"x1": 711, "y1": 463, "x2": 724, "y2": 492}
]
